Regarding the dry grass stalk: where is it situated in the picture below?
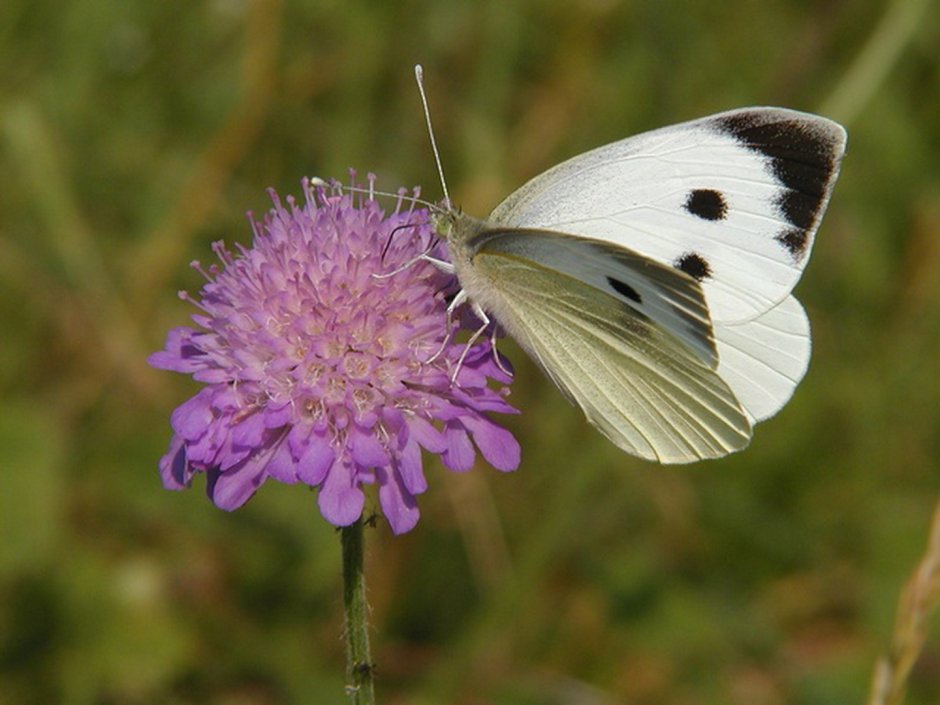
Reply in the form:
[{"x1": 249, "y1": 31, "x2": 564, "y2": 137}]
[{"x1": 868, "y1": 498, "x2": 940, "y2": 705}]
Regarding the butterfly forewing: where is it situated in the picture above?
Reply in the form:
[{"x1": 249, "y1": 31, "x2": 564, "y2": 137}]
[
  {"x1": 466, "y1": 230, "x2": 752, "y2": 463},
  {"x1": 466, "y1": 228, "x2": 719, "y2": 366},
  {"x1": 489, "y1": 107, "x2": 846, "y2": 324}
]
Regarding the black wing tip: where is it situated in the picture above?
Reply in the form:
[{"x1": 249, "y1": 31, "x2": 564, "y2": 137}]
[
  {"x1": 710, "y1": 107, "x2": 847, "y2": 155},
  {"x1": 709, "y1": 107, "x2": 846, "y2": 263}
]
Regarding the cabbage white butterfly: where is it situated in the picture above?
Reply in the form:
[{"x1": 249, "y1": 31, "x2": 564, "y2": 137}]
[{"x1": 415, "y1": 66, "x2": 846, "y2": 464}]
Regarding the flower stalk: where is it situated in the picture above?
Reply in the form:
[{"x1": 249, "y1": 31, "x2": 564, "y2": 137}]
[{"x1": 342, "y1": 518, "x2": 375, "y2": 705}]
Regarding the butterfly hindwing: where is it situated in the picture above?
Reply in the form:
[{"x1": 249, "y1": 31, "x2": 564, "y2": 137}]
[
  {"x1": 489, "y1": 107, "x2": 846, "y2": 324},
  {"x1": 464, "y1": 228, "x2": 752, "y2": 463},
  {"x1": 713, "y1": 295, "x2": 811, "y2": 424}
]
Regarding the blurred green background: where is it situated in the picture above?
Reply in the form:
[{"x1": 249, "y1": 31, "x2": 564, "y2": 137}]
[{"x1": 2, "y1": 0, "x2": 939, "y2": 703}]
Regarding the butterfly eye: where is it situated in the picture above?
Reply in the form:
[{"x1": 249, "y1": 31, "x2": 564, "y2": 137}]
[{"x1": 430, "y1": 211, "x2": 452, "y2": 237}]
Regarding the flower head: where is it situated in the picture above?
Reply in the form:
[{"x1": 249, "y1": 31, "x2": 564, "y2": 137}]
[{"x1": 149, "y1": 174, "x2": 520, "y2": 534}]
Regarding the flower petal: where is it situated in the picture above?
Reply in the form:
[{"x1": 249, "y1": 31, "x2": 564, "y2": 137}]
[
  {"x1": 263, "y1": 403, "x2": 293, "y2": 428},
  {"x1": 377, "y1": 466, "x2": 420, "y2": 535},
  {"x1": 263, "y1": 438, "x2": 298, "y2": 483},
  {"x1": 170, "y1": 388, "x2": 214, "y2": 441},
  {"x1": 148, "y1": 327, "x2": 206, "y2": 373},
  {"x1": 397, "y1": 436, "x2": 427, "y2": 495},
  {"x1": 318, "y1": 461, "x2": 364, "y2": 527},
  {"x1": 207, "y1": 458, "x2": 268, "y2": 510},
  {"x1": 159, "y1": 435, "x2": 192, "y2": 490},
  {"x1": 297, "y1": 434, "x2": 335, "y2": 485},
  {"x1": 461, "y1": 415, "x2": 520, "y2": 472},
  {"x1": 407, "y1": 416, "x2": 447, "y2": 453},
  {"x1": 231, "y1": 411, "x2": 266, "y2": 449},
  {"x1": 349, "y1": 428, "x2": 389, "y2": 468},
  {"x1": 286, "y1": 422, "x2": 313, "y2": 458},
  {"x1": 442, "y1": 423, "x2": 475, "y2": 472}
]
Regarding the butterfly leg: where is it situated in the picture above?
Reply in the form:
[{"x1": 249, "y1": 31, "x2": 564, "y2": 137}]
[
  {"x1": 489, "y1": 324, "x2": 513, "y2": 377},
  {"x1": 428, "y1": 289, "x2": 509, "y2": 382},
  {"x1": 372, "y1": 240, "x2": 449, "y2": 280},
  {"x1": 419, "y1": 255, "x2": 455, "y2": 274},
  {"x1": 371, "y1": 251, "x2": 433, "y2": 279},
  {"x1": 424, "y1": 316, "x2": 454, "y2": 365},
  {"x1": 450, "y1": 300, "x2": 491, "y2": 384},
  {"x1": 424, "y1": 288, "x2": 467, "y2": 365},
  {"x1": 449, "y1": 291, "x2": 511, "y2": 377}
]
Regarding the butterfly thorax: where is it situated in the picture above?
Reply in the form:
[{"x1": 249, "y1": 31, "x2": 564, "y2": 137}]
[{"x1": 431, "y1": 209, "x2": 525, "y2": 336}]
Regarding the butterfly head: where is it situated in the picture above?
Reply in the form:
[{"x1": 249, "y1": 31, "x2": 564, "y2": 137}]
[{"x1": 429, "y1": 202, "x2": 459, "y2": 241}]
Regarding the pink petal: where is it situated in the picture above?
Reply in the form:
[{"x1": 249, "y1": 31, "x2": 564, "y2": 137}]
[
  {"x1": 158, "y1": 435, "x2": 192, "y2": 490},
  {"x1": 397, "y1": 436, "x2": 427, "y2": 495},
  {"x1": 207, "y1": 459, "x2": 267, "y2": 510},
  {"x1": 377, "y1": 466, "x2": 420, "y2": 535},
  {"x1": 462, "y1": 415, "x2": 520, "y2": 472},
  {"x1": 317, "y1": 461, "x2": 364, "y2": 527},
  {"x1": 442, "y1": 423, "x2": 475, "y2": 472},
  {"x1": 297, "y1": 434, "x2": 335, "y2": 485}
]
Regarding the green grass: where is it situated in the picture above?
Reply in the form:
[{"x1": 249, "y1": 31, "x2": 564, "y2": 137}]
[{"x1": 1, "y1": 0, "x2": 939, "y2": 703}]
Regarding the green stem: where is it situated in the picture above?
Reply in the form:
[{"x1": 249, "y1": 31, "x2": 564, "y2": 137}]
[{"x1": 341, "y1": 518, "x2": 376, "y2": 704}]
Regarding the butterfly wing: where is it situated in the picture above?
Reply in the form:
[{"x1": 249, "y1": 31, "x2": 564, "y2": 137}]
[
  {"x1": 489, "y1": 107, "x2": 846, "y2": 324},
  {"x1": 714, "y1": 295, "x2": 811, "y2": 423},
  {"x1": 465, "y1": 227, "x2": 720, "y2": 366},
  {"x1": 463, "y1": 227, "x2": 752, "y2": 463}
]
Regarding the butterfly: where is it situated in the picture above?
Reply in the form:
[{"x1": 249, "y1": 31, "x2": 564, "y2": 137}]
[{"x1": 416, "y1": 68, "x2": 847, "y2": 464}]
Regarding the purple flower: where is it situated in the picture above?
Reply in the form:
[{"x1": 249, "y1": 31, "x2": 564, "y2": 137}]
[{"x1": 149, "y1": 174, "x2": 520, "y2": 534}]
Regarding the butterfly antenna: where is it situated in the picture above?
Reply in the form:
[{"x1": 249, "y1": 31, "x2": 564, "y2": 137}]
[
  {"x1": 381, "y1": 222, "x2": 427, "y2": 263},
  {"x1": 415, "y1": 64, "x2": 451, "y2": 208}
]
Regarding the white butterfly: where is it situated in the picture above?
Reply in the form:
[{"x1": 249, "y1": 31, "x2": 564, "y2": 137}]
[{"x1": 416, "y1": 67, "x2": 846, "y2": 464}]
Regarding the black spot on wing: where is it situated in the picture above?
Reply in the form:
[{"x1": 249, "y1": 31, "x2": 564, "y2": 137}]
[
  {"x1": 714, "y1": 111, "x2": 843, "y2": 260},
  {"x1": 674, "y1": 252, "x2": 712, "y2": 281},
  {"x1": 775, "y1": 229, "x2": 809, "y2": 259},
  {"x1": 684, "y1": 189, "x2": 728, "y2": 221},
  {"x1": 777, "y1": 189, "x2": 819, "y2": 231},
  {"x1": 606, "y1": 276, "x2": 642, "y2": 304}
]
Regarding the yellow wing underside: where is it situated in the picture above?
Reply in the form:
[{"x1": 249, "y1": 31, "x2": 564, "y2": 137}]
[{"x1": 474, "y1": 251, "x2": 753, "y2": 463}]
